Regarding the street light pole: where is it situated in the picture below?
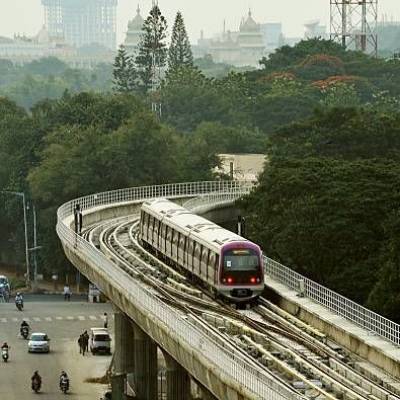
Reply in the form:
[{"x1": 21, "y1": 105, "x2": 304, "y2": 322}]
[
  {"x1": 21, "y1": 193, "x2": 30, "y2": 288},
  {"x1": 33, "y1": 204, "x2": 37, "y2": 282}
]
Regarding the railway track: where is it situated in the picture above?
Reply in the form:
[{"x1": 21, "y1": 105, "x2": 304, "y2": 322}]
[{"x1": 83, "y1": 214, "x2": 400, "y2": 400}]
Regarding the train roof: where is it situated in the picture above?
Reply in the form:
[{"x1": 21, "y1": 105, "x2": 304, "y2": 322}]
[{"x1": 142, "y1": 199, "x2": 249, "y2": 252}]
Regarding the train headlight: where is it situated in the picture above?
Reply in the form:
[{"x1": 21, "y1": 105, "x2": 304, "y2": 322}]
[
  {"x1": 250, "y1": 277, "x2": 256, "y2": 284},
  {"x1": 227, "y1": 277, "x2": 234, "y2": 284}
]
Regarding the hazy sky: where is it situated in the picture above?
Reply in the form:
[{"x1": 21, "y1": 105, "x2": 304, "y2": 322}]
[{"x1": 1, "y1": 0, "x2": 399, "y2": 44}]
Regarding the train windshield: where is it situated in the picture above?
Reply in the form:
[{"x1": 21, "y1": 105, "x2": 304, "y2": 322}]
[{"x1": 223, "y1": 249, "x2": 259, "y2": 271}]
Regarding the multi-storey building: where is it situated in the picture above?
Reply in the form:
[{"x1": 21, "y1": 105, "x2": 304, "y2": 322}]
[{"x1": 41, "y1": 0, "x2": 118, "y2": 50}]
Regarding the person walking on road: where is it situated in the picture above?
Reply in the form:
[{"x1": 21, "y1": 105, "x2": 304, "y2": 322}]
[
  {"x1": 82, "y1": 330, "x2": 89, "y2": 354},
  {"x1": 78, "y1": 335, "x2": 83, "y2": 354},
  {"x1": 103, "y1": 312, "x2": 108, "y2": 329}
]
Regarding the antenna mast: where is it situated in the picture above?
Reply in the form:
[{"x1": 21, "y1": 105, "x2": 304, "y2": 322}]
[{"x1": 330, "y1": 0, "x2": 378, "y2": 57}]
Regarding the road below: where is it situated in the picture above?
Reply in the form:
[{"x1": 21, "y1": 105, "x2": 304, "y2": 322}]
[{"x1": 0, "y1": 296, "x2": 112, "y2": 399}]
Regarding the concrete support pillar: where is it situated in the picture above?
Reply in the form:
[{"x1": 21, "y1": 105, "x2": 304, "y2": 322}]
[
  {"x1": 112, "y1": 311, "x2": 135, "y2": 400},
  {"x1": 132, "y1": 321, "x2": 158, "y2": 400},
  {"x1": 163, "y1": 351, "x2": 191, "y2": 400}
]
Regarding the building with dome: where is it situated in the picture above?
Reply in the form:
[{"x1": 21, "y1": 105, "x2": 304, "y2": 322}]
[
  {"x1": 124, "y1": 5, "x2": 144, "y2": 56},
  {"x1": 196, "y1": 10, "x2": 265, "y2": 67},
  {"x1": 236, "y1": 10, "x2": 266, "y2": 65}
]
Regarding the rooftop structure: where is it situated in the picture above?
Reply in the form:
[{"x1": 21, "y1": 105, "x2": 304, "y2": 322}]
[
  {"x1": 41, "y1": 0, "x2": 118, "y2": 50},
  {"x1": 304, "y1": 20, "x2": 327, "y2": 39}
]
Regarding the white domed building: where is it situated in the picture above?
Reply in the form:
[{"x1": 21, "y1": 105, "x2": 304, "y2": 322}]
[
  {"x1": 124, "y1": 5, "x2": 144, "y2": 56},
  {"x1": 204, "y1": 9, "x2": 265, "y2": 67},
  {"x1": 237, "y1": 10, "x2": 265, "y2": 65}
]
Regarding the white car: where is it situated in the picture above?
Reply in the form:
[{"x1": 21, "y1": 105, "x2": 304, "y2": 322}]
[
  {"x1": 90, "y1": 328, "x2": 111, "y2": 354},
  {"x1": 28, "y1": 333, "x2": 50, "y2": 353}
]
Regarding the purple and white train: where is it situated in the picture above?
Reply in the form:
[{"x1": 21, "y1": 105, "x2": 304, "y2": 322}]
[{"x1": 140, "y1": 199, "x2": 265, "y2": 303}]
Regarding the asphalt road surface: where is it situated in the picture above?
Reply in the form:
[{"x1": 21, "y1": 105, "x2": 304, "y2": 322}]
[{"x1": 0, "y1": 296, "x2": 112, "y2": 399}]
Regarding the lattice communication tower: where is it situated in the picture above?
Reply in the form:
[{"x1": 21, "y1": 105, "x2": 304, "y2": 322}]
[
  {"x1": 150, "y1": 0, "x2": 163, "y2": 119},
  {"x1": 330, "y1": 0, "x2": 378, "y2": 56}
]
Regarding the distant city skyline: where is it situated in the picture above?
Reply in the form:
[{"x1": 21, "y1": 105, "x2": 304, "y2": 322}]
[{"x1": 1, "y1": 0, "x2": 399, "y2": 46}]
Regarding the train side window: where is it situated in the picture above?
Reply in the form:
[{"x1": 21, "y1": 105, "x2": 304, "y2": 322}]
[
  {"x1": 188, "y1": 240, "x2": 194, "y2": 256},
  {"x1": 172, "y1": 230, "x2": 178, "y2": 245},
  {"x1": 201, "y1": 248, "x2": 208, "y2": 264},
  {"x1": 209, "y1": 252, "x2": 216, "y2": 269},
  {"x1": 166, "y1": 226, "x2": 172, "y2": 241},
  {"x1": 194, "y1": 243, "x2": 201, "y2": 260},
  {"x1": 179, "y1": 235, "x2": 185, "y2": 250}
]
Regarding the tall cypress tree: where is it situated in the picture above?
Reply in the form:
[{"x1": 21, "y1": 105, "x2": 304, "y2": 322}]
[
  {"x1": 113, "y1": 45, "x2": 137, "y2": 93},
  {"x1": 168, "y1": 11, "x2": 193, "y2": 71},
  {"x1": 135, "y1": 5, "x2": 168, "y2": 92}
]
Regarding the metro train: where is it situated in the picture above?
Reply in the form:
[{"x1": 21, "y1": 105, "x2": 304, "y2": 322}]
[{"x1": 139, "y1": 199, "x2": 265, "y2": 303}]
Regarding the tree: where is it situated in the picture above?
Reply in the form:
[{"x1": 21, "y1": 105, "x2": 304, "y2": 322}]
[
  {"x1": 135, "y1": 4, "x2": 168, "y2": 92},
  {"x1": 168, "y1": 11, "x2": 193, "y2": 71},
  {"x1": 113, "y1": 45, "x2": 137, "y2": 93}
]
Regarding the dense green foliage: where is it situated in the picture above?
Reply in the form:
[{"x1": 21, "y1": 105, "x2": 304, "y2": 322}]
[
  {"x1": 168, "y1": 12, "x2": 193, "y2": 71},
  {"x1": 0, "y1": 58, "x2": 112, "y2": 108},
  {"x1": 0, "y1": 93, "x2": 218, "y2": 277},
  {"x1": 240, "y1": 108, "x2": 400, "y2": 320},
  {"x1": 135, "y1": 5, "x2": 168, "y2": 92},
  {"x1": 113, "y1": 46, "x2": 138, "y2": 93}
]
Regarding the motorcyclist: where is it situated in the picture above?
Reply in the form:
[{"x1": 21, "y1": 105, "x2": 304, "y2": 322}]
[
  {"x1": 1, "y1": 342, "x2": 9, "y2": 361},
  {"x1": 15, "y1": 292, "x2": 23, "y2": 308},
  {"x1": 31, "y1": 371, "x2": 42, "y2": 390},
  {"x1": 21, "y1": 320, "x2": 29, "y2": 328},
  {"x1": 20, "y1": 320, "x2": 30, "y2": 336},
  {"x1": 15, "y1": 292, "x2": 23, "y2": 301},
  {"x1": 59, "y1": 370, "x2": 69, "y2": 387}
]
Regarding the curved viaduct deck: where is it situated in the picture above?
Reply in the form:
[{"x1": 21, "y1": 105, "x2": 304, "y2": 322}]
[{"x1": 57, "y1": 182, "x2": 298, "y2": 400}]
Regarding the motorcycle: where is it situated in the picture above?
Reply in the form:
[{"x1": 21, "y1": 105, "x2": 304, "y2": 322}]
[
  {"x1": 60, "y1": 377, "x2": 70, "y2": 394},
  {"x1": 1, "y1": 347, "x2": 9, "y2": 362},
  {"x1": 32, "y1": 378, "x2": 41, "y2": 393},
  {"x1": 16, "y1": 298, "x2": 23, "y2": 311},
  {"x1": 21, "y1": 326, "x2": 29, "y2": 339}
]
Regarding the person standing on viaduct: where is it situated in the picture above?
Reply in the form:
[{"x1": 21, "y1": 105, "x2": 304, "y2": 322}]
[{"x1": 74, "y1": 204, "x2": 83, "y2": 235}]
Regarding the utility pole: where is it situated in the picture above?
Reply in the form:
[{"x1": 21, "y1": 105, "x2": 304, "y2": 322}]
[{"x1": 330, "y1": 0, "x2": 378, "y2": 57}]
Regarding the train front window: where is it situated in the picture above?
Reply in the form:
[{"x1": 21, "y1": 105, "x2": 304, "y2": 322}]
[{"x1": 223, "y1": 249, "x2": 259, "y2": 271}]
